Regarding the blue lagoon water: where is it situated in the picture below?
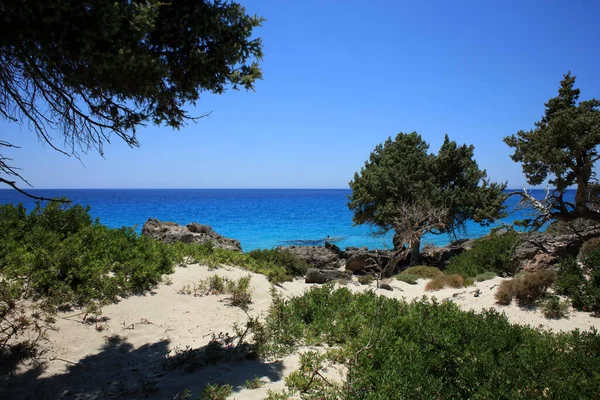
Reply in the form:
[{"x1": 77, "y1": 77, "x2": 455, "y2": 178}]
[{"x1": 0, "y1": 189, "x2": 565, "y2": 251}]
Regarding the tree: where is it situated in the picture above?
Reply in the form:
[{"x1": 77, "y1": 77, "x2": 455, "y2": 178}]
[
  {"x1": 504, "y1": 72, "x2": 600, "y2": 227},
  {"x1": 0, "y1": 0, "x2": 263, "y2": 199},
  {"x1": 348, "y1": 132, "x2": 506, "y2": 265}
]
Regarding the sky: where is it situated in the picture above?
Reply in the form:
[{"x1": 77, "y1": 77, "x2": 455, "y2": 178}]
[{"x1": 2, "y1": 0, "x2": 600, "y2": 190}]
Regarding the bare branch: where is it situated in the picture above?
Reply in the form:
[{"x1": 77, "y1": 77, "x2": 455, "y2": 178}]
[{"x1": 0, "y1": 178, "x2": 71, "y2": 203}]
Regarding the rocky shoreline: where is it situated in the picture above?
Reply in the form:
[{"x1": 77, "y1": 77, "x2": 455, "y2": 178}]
[{"x1": 142, "y1": 218, "x2": 600, "y2": 284}]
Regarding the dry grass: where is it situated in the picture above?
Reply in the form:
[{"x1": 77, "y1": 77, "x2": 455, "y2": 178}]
[
  {"x1": 425, "y1": 274, "x2": 466, "y2": 291},
  {"x1": 494, "y1": 270, "x2": 556, "y2": 306}
]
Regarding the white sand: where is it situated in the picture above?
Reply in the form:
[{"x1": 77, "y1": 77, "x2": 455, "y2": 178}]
[{"x1": 4, "y1": 264, "x2": 600, "y2": 399}]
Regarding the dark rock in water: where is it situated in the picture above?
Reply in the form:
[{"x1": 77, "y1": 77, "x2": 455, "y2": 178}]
[
  {"x1": 142, "y1": 218, "x2": 242, "y2": 252},
  {"x1": 278, "y1": 245, "x2": 342, "y2": 269},
  {"x1": 305, "y1": 268, "x2": 352, "y2": 284}
]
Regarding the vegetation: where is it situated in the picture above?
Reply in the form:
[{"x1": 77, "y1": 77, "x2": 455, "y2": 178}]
[
  {"x1": 259, "y1": 285, "x2": 600, "y2": 399},
  {"x1": 348, "y1": 132, "x2": 506, "y2": 265},
  {"x1": 398, "y1": 265, "x2": 443, "y2": 279},
  {"x1": 445, "y1": 231, "x2": 521, "y2": 277},
  {"x1": 556, "y1": 251, "x2": 600, "y2": 315},
  {"x1": 178, "y1": 275, "x2": 253, "y2": 310},
  {"x1": 475, "y1": 271, "x2": 497, "y2": 282},
  {"x1": 541, "y1": 296, "x2": 570, "y2": 319},
  {"x1": 0, "y1": 202, "x2": 307, "y2": 359},
  {"x1": 495, "y1": 271, "x2": 556, "y2": 307},
  {"x1": 200, "y1": 383, "x2": 233, "y2": 400},
  {"x1": 245, "y1": 376, "x2": 264, "y2": 389},
  {"x1": 424, "y1": 274, "x2": 470, "y2": 291},
  {"x1": 0, "y1": 0, "x2": 263, "y2": 196},
  {"x1": 505, "y1": 72, "x2": 600, "y2": 227},
  {"x1": 395, "y1": 273, "x2": 418, "y2": 285}
]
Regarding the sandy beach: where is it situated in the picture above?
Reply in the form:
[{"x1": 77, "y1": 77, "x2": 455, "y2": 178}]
[{"x1": 4, "y1": 263, "x2": 599, "y2": 399}]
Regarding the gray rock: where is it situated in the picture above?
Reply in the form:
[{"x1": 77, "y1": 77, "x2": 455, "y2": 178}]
[
  {"x1": 278, "y1": 245, "x2": 342, "y2": 269},
  {"x1": 305, "y1": 268, "x2": 352, "y2": 284},
  {"x1": 420, "y1": 240, "x2": 473, "y2": 269},
  {"x1": 142, "y1": 218, "x2": 242, "y2": 252}
]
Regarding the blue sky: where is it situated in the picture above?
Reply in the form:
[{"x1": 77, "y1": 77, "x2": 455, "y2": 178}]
[{"x1": 2, "y1": 0, "x2": 600, "y2": 189}]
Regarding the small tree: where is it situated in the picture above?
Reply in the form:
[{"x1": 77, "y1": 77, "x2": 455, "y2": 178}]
[
  {"x1": 504, "y1": 72, "x2": 600, "y2": 227},
  {"x1": 348, "y1": 132, "x2": 506, "y2": 265}
]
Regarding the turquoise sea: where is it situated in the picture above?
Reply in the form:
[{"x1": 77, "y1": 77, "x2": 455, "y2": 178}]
[{"x1": 0, "y1": 189, "x2": 569, "y2": 251}]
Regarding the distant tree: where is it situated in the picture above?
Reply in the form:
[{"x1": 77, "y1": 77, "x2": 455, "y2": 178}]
[
  {"x1": 504, "y1": 72, "x2": 600, "y2": 227},
  {"x1": 0, "y1": 0, "x2": 263, "y2": 199},
  {"x1": 348, "y1": 132, "x2": 506, "y2": 265}
]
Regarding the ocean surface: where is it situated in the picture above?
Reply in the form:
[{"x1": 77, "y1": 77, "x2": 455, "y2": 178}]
[{"x1": 0, "y1": 189, "x2": 569, "y2": 251}]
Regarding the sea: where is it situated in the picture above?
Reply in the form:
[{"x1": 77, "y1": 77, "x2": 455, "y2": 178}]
[{"x1": 0, "y1": 189, "x2": 568, "y2": 251}]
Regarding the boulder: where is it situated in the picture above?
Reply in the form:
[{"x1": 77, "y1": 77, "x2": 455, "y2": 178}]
[
  {"x1": 345, "y1": 250, "x2": 394, "y2": 276},
  {"x1": 325, "y1": 241, "x2": 348, "y2": 259},
  {"x1": 141, "y1": 218, "x2": 242, "y2": 252},
  {"x1": 420, "y1": 239, "x2": 474, "y2": 269},
  {"x1": 305, "y1": 268, "x2": 352, "y2": 284},
  {"x1": 278, "y1": 245, "x2": 342, "y2": 269}
]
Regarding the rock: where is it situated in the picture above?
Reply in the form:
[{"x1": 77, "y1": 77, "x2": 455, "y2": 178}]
[
  {"x1": 345, "y1": 251, "x2": 393, "y2": 276},
  {"x1": 378, "y1": 283, "x2": 393, "y2": 291},
  {"x1": 279, "y1": 245, "x2": 342, "y2": 269},
  {"x1": 141, "y1": 218, "x2": 242, "y2": 252},
  {"x1": 325, "y1": 241, "x2": 348, "y2": 259},
  {"x1": 420, "y1": 240, "x2": 473, "y2": 269},
  {"x1": 305, "y1": 268, "x2": 352, "y2": 284}
]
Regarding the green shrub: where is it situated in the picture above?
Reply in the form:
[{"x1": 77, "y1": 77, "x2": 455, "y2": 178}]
[
  {"x1": 424, "y1": 274, "x2": 467, "y2": 291},
  {"x1": 259, "y1": 285, "x2": 600, "y2": 399},
  {"x1": 541, "y1": 296, "x2": 570, "y2": 319},
  {"x1": 445, "y1": 232, "x2": 521, "y2": 277},
  {"x1": 395, "y1": 273, "x2": 418, "y2": 285},
  {"x1": 358, "y1": 275, "x2": 374, "y2": 285},
  {"x1": 475, "y1": 271, "x2": 496, "y2": 282},
  {"x1": 400, "y1": 266, "x2": 443, "y2": 279},
  {"x1": 226, "y1": 275, "x2": 252, "y2": 310},
  {"x1": 200, "y1": 383, "x2": 233, "y2": 400},
  {"x1": 579, "y1": 237, "x2": 600, "y2": 260},
  {"x1": 247, "y1": 248, "x2": 309, "y2": 277},
  {"x1": 245, "y1": 376, "x2": 264, "y2": 389}
]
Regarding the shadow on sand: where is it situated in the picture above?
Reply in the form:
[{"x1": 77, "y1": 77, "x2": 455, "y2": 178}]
[{"x1": 1, "y1": 335, "x2": 285, "y2": 399}]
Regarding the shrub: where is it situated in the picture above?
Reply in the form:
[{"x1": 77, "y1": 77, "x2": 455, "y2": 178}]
[
  {"x1": 226, "y1": 275, "x2": 253, "y2": 310},
  {"x1": 358, "y1": 275, "x2": 374, "y2": 285},
  {"x1": 395, "y1": 273, "x2": 418, "y2": 285},
  {"x1": 247, "y1": 248, "x2": 309, "y2": 277},
  {"x1": 495, "y1": 280, "x2": 515, "y2": 305},
  {"x1": 259, "y1": 285, "x2": 600, "y2": 399},
  {"x1": 475, "y1": 271, "x2": 496, "y2": 282},
  {"x1": 245, "y1": 376, "x2": 264, "y2": 389},
  {"x1": 579, "y1": 237, "x2": 600, "y2": 260},
  {"x1": 424, "y1": 274, "x2": 466, "y2": 291},
  {"x1": 400, "y1": 266, "x2": 443, "y2": 279},
  {"x1": 513, "y1": 270, "x2": 556, "y2": 307},
  {"x1": 445, "y1": 232, "x2": 521, "y2": 277},
  {"x1": 200, "y1": 383, "x2": 233, "y2": 400},
  {"x1": 541, "y1": 296, "x2": 570, "y2": 319}
]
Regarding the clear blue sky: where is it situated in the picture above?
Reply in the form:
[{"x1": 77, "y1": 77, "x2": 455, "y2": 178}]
[{"x1": 2, "y1": 0, "x2": 600, "y2": 189}]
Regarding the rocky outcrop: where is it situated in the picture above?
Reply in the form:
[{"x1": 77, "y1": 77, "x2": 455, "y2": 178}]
[
  {"x1": 278, "y1": 245, "x2": 343, "y2": 270},
  {"x1": 344, "y1": 250, "x2": 394, "y2": 276},
  {"x1": 141, "y1": 218, "x2": 242, "y2": 252},
  {"x1": 420, "y1": 239, "x2": 475, "y2": 269},
  {"x1": 305, "y1": 268, "x2": 352, "y2": 284}
]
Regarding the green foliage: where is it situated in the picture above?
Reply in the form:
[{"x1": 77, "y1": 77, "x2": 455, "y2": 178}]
[
  {"x1": 177, "y1": 275, "x2": 253, "y2": 310},
  {"x1": 200, "y1": 383, "x2": 233, "y2": 400},
  {"x1": 244, "y1": 376, "x2": 264, "y2": 389},
  {"x1": 357, "y1": 275, "x2": 374, "y2": 285},
  {"x1": 261, "y1": 285, "x2": 600, "y2": 399},
  {"x1": 348, "y1": 132, "x2": 506, "y2": 250},
  {"x1": 445, "y1": 232, "x2": 521, "y2": 277},
  {"x1": 395, "y1": 273, "x2": 418, "y2": 285},
  {"x1": 504, "y1": 72, "x2": 600, "y2": 223},
  {"x1": 541, "y1": 296, "x2": 570, "y2": 319},
  {"x1": 399, "y1": 265, "x2": 443, "y2": 279},
  {"x1": 557, "y1": 250, "x2": 600, "y2": 314},
  {"x1": 475, "y1": 271, "x2": 497, "y2": 282},
  {"x1": 173, "y1": 245, "x2": 307, "y2": 284},
  {"x1": 1, "y1": 0, "x2": 264, "y2": 191}
]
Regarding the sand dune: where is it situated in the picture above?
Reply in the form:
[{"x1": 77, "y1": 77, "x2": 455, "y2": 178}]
[{"x1": 4, "y1": 264, "x2": 599, "y2": 399}]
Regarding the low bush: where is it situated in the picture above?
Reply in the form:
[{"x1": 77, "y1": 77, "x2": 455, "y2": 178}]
[
  {"x1": 475, "y1": 271, "x2": 496, "y2": 282},
  {"x1": 495, "y1": 271, "x2": 556, "y2": 307},
  {"x1": 495, "y1": 280, "x2": 515, "y2": 305},
  {"x1": 541, "y1": 295, "x2": 570, "y2": 319},
  {"x1": 357, "y1": 275, "x2": 374, "y2": 285},
  {"x1": 178, "y1": 275, "x2": 253, "y2": 310},
  {"x1": 260, "y1": 285, "x2": 600, "y2": 399},
  {"x1": 200, "y1": 383, "x2": 232, "y2": 400},
  {"x1": 424, "y1": 274, "x2": 467, "y2": 291},
  {"x1": 556, "y1": 250, "x2": 600, "y2": 314},
  {"x1": 395, "y1": 273, "x2": 418, "y2": 285},
  {"x1": 399, "y1": 266, "x2": 442, "y2": 279},
  {"x1": 244, "y1": 376, "x2": 264, "y2": 389},
  {"x1": 445, "y1": 231, "x2": 521, "y2": 278},
  {"x1": 247, "y1": 248, "x2": 309, "y2": 277}
]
